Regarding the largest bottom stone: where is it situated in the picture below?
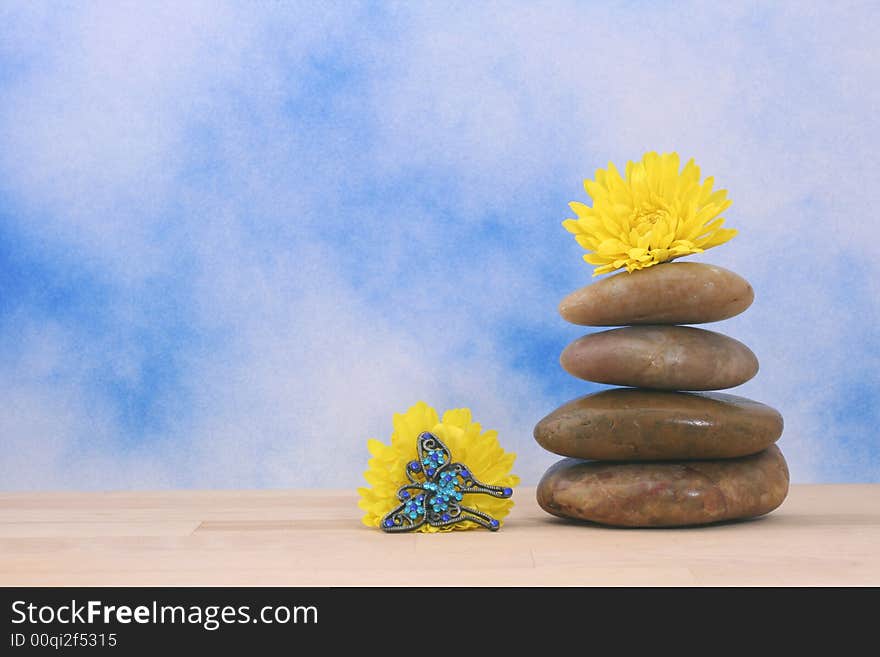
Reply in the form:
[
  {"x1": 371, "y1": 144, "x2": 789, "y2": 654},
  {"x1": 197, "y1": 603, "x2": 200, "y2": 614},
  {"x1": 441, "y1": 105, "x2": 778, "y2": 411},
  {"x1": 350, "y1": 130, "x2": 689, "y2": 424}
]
[{"x1": 537, "y1": 445, "x2": 789, "y2": 527}]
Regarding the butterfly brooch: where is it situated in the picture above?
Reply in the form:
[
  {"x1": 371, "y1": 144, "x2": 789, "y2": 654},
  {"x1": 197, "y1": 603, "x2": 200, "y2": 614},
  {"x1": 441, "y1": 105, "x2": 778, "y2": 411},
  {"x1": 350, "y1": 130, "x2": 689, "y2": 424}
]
[{"x1": 381, "y1": 432, "x2": 513, "y2": 532}]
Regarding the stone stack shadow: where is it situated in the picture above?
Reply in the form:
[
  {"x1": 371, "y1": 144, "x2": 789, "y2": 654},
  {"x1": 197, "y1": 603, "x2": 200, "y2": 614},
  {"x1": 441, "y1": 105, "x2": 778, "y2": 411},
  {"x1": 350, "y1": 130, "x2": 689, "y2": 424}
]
[{"x1": 534, "y1": 262, "x2": 789, "y2": 527}]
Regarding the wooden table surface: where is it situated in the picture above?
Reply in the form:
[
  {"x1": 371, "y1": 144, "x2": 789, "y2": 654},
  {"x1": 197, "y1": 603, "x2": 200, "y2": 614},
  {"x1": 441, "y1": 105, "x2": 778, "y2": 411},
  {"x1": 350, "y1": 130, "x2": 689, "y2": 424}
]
[{"x1": 1, "y1": 485, "x2": 877, "y2": 586}]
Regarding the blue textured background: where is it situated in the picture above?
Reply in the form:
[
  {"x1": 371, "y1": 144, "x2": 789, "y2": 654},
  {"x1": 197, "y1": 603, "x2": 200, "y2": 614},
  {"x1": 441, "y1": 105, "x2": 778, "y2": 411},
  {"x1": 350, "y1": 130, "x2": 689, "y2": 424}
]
[{"x1": 1, "y1": 2, "x2": 878, "y2": 489}]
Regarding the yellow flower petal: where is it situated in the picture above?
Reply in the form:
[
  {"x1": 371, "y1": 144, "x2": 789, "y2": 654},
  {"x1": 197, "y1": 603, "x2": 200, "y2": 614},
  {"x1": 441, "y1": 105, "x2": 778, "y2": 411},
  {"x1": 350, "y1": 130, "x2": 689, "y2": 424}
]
[{"x1": 562, "y1": 218, "x2": 583, "y2": 234}]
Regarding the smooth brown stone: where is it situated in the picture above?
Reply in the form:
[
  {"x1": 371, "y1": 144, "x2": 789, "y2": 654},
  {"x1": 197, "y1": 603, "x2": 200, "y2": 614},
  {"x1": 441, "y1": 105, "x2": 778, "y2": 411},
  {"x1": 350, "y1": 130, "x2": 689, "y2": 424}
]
[
  {"x1": 560, "y1": 325, "x2": 758, "y2": 390},
  {"x1": 536, "y1": 445, "x2": 789, "y2": 527},
  {"x1": 559, "y1": 262, "x2": 754, "y2": 326},
  {"x1": 534, "y1": 389, "x2": 783, "y2": 460}
]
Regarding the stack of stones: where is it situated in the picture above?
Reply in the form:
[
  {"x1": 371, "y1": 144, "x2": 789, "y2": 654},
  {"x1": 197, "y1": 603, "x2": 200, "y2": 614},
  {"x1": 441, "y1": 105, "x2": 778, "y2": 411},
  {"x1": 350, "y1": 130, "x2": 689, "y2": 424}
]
[{"x1": 534, "y1": 262, "x2": 789, "y2": 527}]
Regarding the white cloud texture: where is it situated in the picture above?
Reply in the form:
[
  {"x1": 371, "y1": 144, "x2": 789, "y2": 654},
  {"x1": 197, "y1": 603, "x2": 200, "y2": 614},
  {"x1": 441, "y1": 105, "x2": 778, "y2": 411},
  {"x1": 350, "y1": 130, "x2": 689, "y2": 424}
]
[{"x1": 1, "y1": 1, "x2": 878, "y2": 490}]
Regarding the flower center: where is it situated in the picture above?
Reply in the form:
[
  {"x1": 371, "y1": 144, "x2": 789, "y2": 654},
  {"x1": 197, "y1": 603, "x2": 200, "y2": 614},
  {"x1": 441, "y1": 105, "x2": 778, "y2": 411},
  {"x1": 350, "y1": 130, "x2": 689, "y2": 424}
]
[{"x1": 632, "y1": 206, "x2": 670, "y2": 232}]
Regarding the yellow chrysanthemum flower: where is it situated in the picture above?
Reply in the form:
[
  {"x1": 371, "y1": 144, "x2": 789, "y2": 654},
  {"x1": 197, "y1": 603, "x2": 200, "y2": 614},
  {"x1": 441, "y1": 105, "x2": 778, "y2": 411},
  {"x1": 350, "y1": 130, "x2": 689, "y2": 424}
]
[
  {"x1": 358, "y1": 402, "x2": 519, "y2": 532},
  {"x1": 563, "y1": 151, "x2": 737, "y2": 276}
]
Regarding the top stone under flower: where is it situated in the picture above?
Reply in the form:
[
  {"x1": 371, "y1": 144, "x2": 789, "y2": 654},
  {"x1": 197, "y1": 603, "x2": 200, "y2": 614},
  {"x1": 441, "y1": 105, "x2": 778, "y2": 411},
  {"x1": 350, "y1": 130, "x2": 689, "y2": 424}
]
[{"x1": 564, "y1": 152, "x2": 737, "y2": 276}]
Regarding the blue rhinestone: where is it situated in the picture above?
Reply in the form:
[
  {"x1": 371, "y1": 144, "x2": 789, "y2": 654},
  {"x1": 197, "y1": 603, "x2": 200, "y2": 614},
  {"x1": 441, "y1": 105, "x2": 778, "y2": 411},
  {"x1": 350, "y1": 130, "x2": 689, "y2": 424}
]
[
  {"x1": 460, "y1": 469, "x2": 470, "y2": 479},
  {"x1": 503, "y1": 487, "x2": 513, "y2": 496},
  {"x1": 384, "y1": 518, "x2": 394, "y2": 527},
  {"x1": 426, "y1": 467, "x2": 435, "y2": 476},
  {"x1": 490, "y1": 519, "x2": 499, "y2": 528},
  {"x1": 408, "y1": 461, "x2": 421, "y2": 472},
  {"x1": 400, "y1": 490, "x2": 410, "y2": 499},
  {"x1": 441, "y1": 513, "x2": 450, "y2": 522}
]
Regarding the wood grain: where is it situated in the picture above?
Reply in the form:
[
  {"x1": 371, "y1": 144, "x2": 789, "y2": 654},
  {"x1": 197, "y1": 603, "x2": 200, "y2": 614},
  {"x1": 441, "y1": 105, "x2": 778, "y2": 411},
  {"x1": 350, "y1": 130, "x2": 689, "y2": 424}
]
[{"x1": 1, "y1": 485, "x2": 877, "y2": 586}]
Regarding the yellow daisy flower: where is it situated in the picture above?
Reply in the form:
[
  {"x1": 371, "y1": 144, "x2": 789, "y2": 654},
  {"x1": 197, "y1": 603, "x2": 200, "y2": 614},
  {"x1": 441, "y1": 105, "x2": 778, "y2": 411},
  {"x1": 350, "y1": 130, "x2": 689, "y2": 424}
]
[
  {"x1": 358, "y1": 402, "x2": 519, "y2": 532},
  {"x1": 564, "y1": 151, "x2": 737, "y2": 276}
]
